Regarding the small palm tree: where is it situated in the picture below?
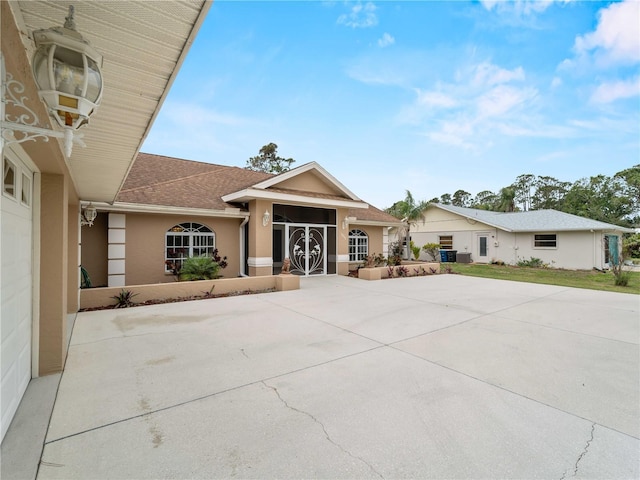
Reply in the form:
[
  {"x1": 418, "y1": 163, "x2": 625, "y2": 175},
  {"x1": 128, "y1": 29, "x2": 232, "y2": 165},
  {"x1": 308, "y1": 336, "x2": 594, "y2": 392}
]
[
  {"x1": 179, "y1": 255, "x2": 221, "y2": 281},
  {"x1": 385, "y1": 190, "x2": 429, "y2": 259}
]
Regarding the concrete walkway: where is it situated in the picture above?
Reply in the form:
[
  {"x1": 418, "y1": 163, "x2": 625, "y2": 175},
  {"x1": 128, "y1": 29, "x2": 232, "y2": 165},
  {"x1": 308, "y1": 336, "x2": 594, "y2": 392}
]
[{"x1": 6, "y1": 275, "x2": 640, "y2": 479}]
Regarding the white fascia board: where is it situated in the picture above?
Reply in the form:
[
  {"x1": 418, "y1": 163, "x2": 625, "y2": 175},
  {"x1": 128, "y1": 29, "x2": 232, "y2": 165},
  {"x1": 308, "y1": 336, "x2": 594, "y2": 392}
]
[
  {"x1": 350, "y1": 220, "x2": 404, "y2": 227},
  {"x1": 221, "y1": 188, "x2": 369, "y2": 209},
  {"x1": 83, "y1": 202, "x2": 249, "y2": 219},
  {"x1": 248, "y1": 162, "x2": 362, "y2": 201}
]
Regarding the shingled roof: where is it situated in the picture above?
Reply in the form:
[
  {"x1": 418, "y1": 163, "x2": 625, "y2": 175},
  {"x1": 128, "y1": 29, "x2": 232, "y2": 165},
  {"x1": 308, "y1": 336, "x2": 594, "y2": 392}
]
[
  {"x1": 431, "y1": 203, "x2": 634, "y2": 233},
  {"x1": 116, "y1": 153, "x2": 401, "y2": 225}
]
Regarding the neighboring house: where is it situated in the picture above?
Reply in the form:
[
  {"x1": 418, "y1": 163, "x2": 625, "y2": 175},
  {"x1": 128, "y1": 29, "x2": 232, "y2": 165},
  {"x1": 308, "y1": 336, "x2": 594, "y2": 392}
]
[
  {"x1": 409, "y1": 203, "x2": 634, "y2": 270},
  {"x1": 1, "y1": 2, "x2": 211, "y2": 441},
  {"x1": 81, "y1": 153, "x2": 401, "y2": 286}
]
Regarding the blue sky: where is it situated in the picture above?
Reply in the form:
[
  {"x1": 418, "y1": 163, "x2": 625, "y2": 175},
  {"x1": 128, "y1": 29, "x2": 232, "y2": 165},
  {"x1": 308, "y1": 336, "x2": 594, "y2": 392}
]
[{"x1": 142, "y1": 0, "x2": 640, "y2": 209}]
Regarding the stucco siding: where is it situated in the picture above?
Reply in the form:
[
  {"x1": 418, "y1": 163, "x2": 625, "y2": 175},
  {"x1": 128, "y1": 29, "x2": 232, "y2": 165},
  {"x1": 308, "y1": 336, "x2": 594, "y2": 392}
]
[
  {"x1": 124, "y1": 214, "x2": 241, "y2": 285},
  {"x1": 274, "y1": 171, "x2": 343, "y2": 196},
  {"x1": 512, "y1": 231, "x2": 598, "y2": 270},
  {"x1": 81, "y1": 213, "x2": 109, "y2": 287},
  {"x1": 412, "y1": 208, "x2": 493, "y2": 233}
]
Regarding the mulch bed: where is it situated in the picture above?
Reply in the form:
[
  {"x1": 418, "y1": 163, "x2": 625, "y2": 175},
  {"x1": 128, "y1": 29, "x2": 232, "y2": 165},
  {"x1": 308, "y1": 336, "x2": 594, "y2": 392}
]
[{"x1": 79, "y1": 288, "x2": 277, "y2": 312}]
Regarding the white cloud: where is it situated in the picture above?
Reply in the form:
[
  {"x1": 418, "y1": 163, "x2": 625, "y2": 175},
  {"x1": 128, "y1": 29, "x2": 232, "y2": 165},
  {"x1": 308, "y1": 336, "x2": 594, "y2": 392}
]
[
  {"x1": 573, "y1": 0, "x2": 640, "y2": 66},
  {"x1": 476, "y1": 85, "x2": 537, "y2": 118},
  {"x1": 480, "y1": 0, "x2": 569, "y2": 16},
  {"x1": 590, "y1": 76, "x2": 640, "y2": 104},
  {"x1": 415, "y1": 89, "x2": 457, "y2": 108},
  {"x1": 378, "y1": 32, "x2": 395, "y2": 48},
  {"x1": 471, "y1": 62, "x2": 525, "y2": 87},
  {"x1": 337, "y1": 2, "x2": 378, "y2": 28},
  {"x1": 550, "y1": 77, "x2": 562, "y2": 88}
]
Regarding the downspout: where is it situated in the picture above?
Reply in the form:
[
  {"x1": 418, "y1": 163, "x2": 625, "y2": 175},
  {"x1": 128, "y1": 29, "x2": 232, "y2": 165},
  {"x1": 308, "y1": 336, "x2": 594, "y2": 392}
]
[{"x1": 239, "y1": 216, "x2": 249, "y2": 277}]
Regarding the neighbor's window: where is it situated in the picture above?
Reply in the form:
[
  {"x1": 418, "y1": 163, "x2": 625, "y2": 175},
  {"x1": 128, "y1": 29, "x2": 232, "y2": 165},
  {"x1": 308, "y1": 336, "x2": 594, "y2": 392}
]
[
  {"x1": 3, "y1": 157, "x2": 16, "y2": 198},
  {"x1": 165, "y1": 222, "x2": 215, "y2": 272},
  {"x1": 349, "y1": 229, "x2": 369, "y2": 261},
  {"x1": 439, "y1": 235, "x2": 453, "y2": 250},
  {"x1": 534, "y1": 234, "x2": 557, "y2": 248}
]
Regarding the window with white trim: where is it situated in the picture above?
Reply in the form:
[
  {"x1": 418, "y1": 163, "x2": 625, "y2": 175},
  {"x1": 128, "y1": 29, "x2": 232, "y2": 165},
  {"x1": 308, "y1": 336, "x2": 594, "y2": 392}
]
[
  {"x1": 3, "y1": 157, "x2": 16, "y2": 198},
  {"x1": 439, "y1": 235, "x2": 453, "y2": 250},
  {"x1": 349, "y1": 229, "x2": 369, "y2": 261},
  {"x1": 21, "y1": 172, "x2": 31, "y2": 206},
  {"x1": 534, "y1": 234, "x2": 557, "y2": 248},
  {"x1": 165, "y1": 222, "x2": 215, "y2": 272}
]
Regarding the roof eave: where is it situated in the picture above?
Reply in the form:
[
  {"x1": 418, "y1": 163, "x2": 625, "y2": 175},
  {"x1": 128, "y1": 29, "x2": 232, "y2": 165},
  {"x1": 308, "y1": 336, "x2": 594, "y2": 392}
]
[
  {"x1": 85, "y1": 201, "x2": 249, "y2": 219},
  {"x1": 222, "y1": 188, "x2": 369, "y2": 209}
]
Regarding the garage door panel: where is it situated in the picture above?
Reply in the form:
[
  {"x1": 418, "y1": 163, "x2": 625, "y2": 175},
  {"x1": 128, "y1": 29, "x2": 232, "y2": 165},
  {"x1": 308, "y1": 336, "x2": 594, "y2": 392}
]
[
  {"x1": 1, "y1": 364, "x2": 18, "y2": 435},
  {"x1": 1, "y1": 151, "x2": 34, "y2": 442}
]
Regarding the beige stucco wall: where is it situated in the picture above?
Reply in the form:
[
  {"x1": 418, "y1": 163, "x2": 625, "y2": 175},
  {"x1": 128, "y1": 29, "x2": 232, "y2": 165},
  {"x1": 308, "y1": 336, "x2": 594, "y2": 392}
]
[
  {"x1": 3, "y1": 3, "x2": 82, "y2": 376},
  {"x1": 121, "y1": 213, "x2": 242, "y2": 285},
  {"x1": 81, "y1": 212, "x2": 109, "y2": 287},
  {"x1": 345, "y1": 224, "x2": 386, "y2": 271},
  {"x1": 274, "y1": 171, "x2": 343, "y2": 196},
  {"x1": 80, "y1": 274, "x2": 299, "y2": 310},
  {"x1": 248, "y1": 199, "x2": 273, "y2": 276}
]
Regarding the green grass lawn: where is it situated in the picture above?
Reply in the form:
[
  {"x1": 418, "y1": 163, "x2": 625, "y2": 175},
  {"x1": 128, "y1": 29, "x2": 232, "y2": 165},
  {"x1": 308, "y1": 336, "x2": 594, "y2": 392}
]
[{"x1": 444, "y1": 263, "x2": 640, "y2": 294}]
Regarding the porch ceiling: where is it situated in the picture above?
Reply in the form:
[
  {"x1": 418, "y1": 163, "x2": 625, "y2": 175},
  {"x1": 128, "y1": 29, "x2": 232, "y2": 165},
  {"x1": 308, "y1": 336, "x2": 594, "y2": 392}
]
[{"x1": 12, "y1": 0, "x2": 211, "y2": 203}]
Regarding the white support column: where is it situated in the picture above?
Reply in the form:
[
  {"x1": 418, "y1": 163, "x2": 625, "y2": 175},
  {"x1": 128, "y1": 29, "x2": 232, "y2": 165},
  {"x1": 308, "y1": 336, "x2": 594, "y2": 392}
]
[{"x1": 107, "y1": 213, "x2": 126, "y2": 287}]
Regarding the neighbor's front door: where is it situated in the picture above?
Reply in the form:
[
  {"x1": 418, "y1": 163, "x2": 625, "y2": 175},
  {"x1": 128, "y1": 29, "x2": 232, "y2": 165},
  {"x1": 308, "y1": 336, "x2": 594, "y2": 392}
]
[{"x1": 476, "y1": 233, "x2": 490, "y2": 263}]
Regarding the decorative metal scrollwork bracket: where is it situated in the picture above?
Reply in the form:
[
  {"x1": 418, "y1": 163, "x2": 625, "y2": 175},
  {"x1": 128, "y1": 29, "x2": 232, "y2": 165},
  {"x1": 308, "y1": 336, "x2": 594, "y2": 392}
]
[{"x1": 1, "y1": 55, "x2": 84, "y2": 157}]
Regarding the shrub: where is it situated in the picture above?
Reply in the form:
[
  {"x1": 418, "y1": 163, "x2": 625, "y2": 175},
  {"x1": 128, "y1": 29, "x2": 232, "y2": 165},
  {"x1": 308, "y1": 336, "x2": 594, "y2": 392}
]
[
  {"x1": 111, "y1": 289, "x2": 138, "y2": 308},
  {"x1": 362, "y1": 253, "x2": 387, "y2": 268},
  {"x1": 623, "y1": 234, "x2": 640, "y2": 259},
  {"x1": 517, "y1": 257, "x2": 545, "y2": 268},
  {"x1": 410, "y1": 241, "x2": 421, "y2": 260},
  {"x1": 388, "y1": 241, "x2": 403, "y2": 265},
  {"x1": 422, "y1": 243, "x2": 441, "y2": 262},
  {"x1": 179, "y1": 255, "x2": 221, "y2": 281}
]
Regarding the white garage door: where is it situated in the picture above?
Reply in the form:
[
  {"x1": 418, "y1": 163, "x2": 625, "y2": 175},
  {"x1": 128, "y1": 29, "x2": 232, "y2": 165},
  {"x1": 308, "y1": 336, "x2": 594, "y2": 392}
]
[{"x1": 1, "y1": 150, "x2": 34, "y2": 442}]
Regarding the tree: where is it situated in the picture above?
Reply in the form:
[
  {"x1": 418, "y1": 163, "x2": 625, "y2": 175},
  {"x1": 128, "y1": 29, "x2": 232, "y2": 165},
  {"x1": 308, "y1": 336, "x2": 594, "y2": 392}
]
[
  {"x1": 562, "y1": 175, "x2": 634, "y2": 226},
  {"x1": 451, "y1": 190, "x2": 472, "y2": 207},
  {"x1": 512, "y1": 174, "x2": 535, "y2": 211},
  {"x1": 615, "y1": 165, "x2": 640, "y2": 222},
  {"x1": 245, "y1": 143, "x2": 295, "y2": 174},
  {"x1": 531, "y1": 176, "x2": 570, "y2": 210},
  {"x1": 472, "y1": 190, "x2": 498, "y2": 210},
  {"x1": 496, "y1": 187, "x2": 516, "y2": 212},
  {"x1": 385, "y1": 190, "x2": 430, "y2": 259},
  {"x1": 439, "y1": 193, "x2": 452, "y2": 205}
]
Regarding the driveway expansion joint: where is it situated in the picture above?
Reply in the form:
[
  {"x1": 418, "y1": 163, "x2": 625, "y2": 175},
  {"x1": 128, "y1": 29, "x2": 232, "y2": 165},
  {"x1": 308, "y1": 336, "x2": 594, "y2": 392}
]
[{"x1": 261, "y1": 381, "x2": 385, "y2": 480}]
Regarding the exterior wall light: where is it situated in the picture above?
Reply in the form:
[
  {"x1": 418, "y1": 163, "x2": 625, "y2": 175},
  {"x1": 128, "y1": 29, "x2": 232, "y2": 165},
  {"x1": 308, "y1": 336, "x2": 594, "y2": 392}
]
[
  {"x1": 80, "y1": 203, "x2": 97, "y2": 226},
  {"x1": 1, "y1": 5, "x2": 103, "y2": 158},
  {"x1": 262, "y1": 210, "x2": 270, "y2": 227}
]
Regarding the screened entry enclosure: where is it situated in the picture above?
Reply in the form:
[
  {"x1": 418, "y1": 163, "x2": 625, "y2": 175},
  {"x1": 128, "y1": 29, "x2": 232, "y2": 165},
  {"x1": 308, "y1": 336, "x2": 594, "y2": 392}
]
[{"x1": 273, "y1": 205, "x2": 337, "y2": 276}]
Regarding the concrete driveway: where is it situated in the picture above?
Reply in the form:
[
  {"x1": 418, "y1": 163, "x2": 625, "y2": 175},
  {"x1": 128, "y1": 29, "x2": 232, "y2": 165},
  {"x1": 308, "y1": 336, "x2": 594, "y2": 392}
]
[{"x1": 36, "y1": 275, "x2": 639, "y2": 479}]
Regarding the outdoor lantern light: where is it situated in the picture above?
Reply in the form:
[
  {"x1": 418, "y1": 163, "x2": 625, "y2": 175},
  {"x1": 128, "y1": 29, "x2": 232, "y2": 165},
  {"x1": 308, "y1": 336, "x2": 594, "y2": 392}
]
[
  {"x1": 1, "y1": 6, "x2": 102, "y2": 158},
  {"x1": 80, "y1": 203, "x2": 97, "y2": 226},
  {"x1": 262, "y1": 210, "x2": 270, "y2": 227},
  {"x1": 32, "y1": 5, "x2": 103, "y2": 152}
]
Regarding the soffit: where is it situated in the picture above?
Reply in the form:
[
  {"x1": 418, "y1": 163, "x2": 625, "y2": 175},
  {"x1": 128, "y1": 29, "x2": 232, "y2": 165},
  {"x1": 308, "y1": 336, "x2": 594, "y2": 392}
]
[{"x1": 13, "y1": 0, "x2": 211, "y2": 203}]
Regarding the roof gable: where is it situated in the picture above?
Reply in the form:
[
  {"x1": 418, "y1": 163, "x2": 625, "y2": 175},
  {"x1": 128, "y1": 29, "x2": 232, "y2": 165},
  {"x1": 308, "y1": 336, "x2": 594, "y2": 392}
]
[{"x1": 248, "y1": 162, "x2": 361, "y2": 201}]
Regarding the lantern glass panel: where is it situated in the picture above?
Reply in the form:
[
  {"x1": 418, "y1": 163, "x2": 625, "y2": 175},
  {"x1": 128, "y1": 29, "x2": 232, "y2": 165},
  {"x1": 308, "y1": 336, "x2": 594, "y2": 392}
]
[
  {"x1": 85, "y1": 57, "x2": 102, "y2": 103},
  {"x1": 52, "y1": 46, "x2": 85, "y2": 97},
  {"x1": 33, "y1": 47, "x2": 52, "y2": 91}
]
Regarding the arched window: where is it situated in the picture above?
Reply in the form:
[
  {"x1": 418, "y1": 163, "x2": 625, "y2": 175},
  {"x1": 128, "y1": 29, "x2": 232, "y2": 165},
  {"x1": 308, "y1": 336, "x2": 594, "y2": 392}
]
[
  {"x1": 165, "y1": 222, "x2": 215, "y2": 272},
  {"x1": 349, "y1": 229, "x2": 368, "y2": 261}
]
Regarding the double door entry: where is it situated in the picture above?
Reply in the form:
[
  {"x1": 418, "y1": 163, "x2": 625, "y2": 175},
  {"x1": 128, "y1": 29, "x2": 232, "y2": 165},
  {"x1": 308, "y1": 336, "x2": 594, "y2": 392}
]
[{"x1": 286, "y1": 224, "x2": 326, "y2": 276}]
